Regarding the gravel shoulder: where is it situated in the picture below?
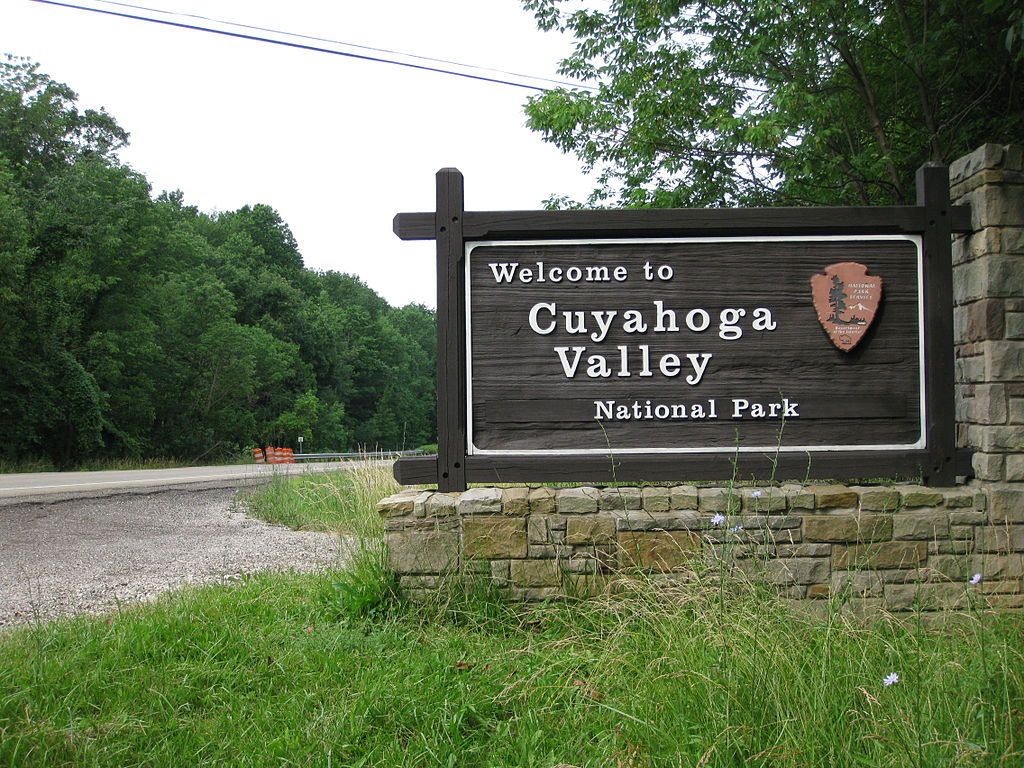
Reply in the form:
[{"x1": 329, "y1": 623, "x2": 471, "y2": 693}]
[{"x1": 0, "y1": 486, "x2": 343, "y2": 628}]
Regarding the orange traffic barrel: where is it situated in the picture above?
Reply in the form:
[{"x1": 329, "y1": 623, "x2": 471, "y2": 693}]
[{"x1": 252, "y1": 448, "x2": 265, "y2": 463}]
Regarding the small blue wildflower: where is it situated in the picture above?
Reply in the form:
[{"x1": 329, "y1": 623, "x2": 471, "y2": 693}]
[
  {"x1": 710, "y1": 513, "x2": 726, "y2": 526},
  {"x1": 751, "y1": 490, "x2": 762, "y2": 498},
  {"x1": 883, "y1": 672, "x2": 899, "y2": 686},
  {"x1": 730, "y1": 525, "x2": 744, "y2": 533},
  {"x1": 969, "y1": 573, "x2": 982, "y2": 584}
]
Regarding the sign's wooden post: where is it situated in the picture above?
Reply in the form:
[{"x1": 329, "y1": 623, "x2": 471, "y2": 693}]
[
  {"x1": 918, "y1": 163, "x2": 957, "y2": 485},
  {"x1": 435, "y1": 168, "x2": 468, "y2": 491}
]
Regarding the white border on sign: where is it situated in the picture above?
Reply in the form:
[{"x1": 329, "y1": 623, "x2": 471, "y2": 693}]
[{"x1": 464, "y1": 235, "x2": 926, "y2": 456}]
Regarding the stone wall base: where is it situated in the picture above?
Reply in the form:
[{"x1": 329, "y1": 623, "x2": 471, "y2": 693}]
[{"x1": 378, "y1": 483, "x2": 1024, "y2": 613}]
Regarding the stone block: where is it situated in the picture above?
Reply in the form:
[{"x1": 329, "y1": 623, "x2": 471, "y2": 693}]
[
  {"x1": 831, "y1": 570, "x2": 884, "y2": 598},
  {"x1": 764, "y1": 543, "x2": 832, "y2": 558},
  {"x1": 952, "y1": 228, "x2": 1000, "y2": 265},
  {"x1": 557, "y1": 487, "x2": 600, "y2": 514},
  {"x1": 565, "y1": 573, "x2": 609, "y2": 597},
  {"x1": 1012, "y1": 399, "x2": 1024, "y2": 424},
  {"x1": 618, "y1": 530, "x2": 701, "y2": 571},
  {"x1": 978, "y1": 425, "x2": 1024, "y2": 452},
  {"x1": 979, "y1": 553, "x2": 1024, "y2": 580},
  {"x1": 490, "y1": 559, "x2": 511, "y2": 582},
  {"x1": 984, "y1": 341, "x2": 1024, "y2": 381},
  {"x1": 972, "y1": 452, "x2": 1005, "y2": 480},
  {"x1": 737, "y1": 515, "x2": 802, "y2": 530},
  {"x1": 967, "y1": 183, "x2": 1024, "y2": 229},
  {"x1": 566, "y1": 517, "x2": 617, "y2": 545},
  {"x1": 642, "y1": 486, "x2": 671, "y2": 512},
  {"x1": 457, "y1": 487, "x2": 503, "y2": 515},
  {"x1": 809, "y1": 486, "x2": 858, "y2": 509},
  {"x1": 929, "y1": 540, "x2": 973, "y2": 555},
  {"x1": 387, "y1": 531, "x2": 459, "y2": 574},
  {"x1": 377, "y1": 489, "x2": 424, "y2": 517},
  {"x1": 804, "y1": 514, "x2": 892, "y2": 543},
  {"x1": 1003, "y1": 226, "x2": 1024, "y2": 255},
  {"x1": 599, "y1": 486, "x2": 642, "y2": 511},
  {"x1": 975, "y1": 525, "x2": 1024, "y2": 553},
  {"x1": 949, "y1": 143, "x2": 1005, "y2": 184},
  {"x1": 833, "y1": 541, "x2": 928, "y2": 569},
  {"x1": 986, "y1": 594, "x2": 1024, "y2": 609},
  {"x1": 782, "y1": 485, "x2": 815, "y2": 510},
  {"x1": 699, "y1": 487, "x2": 740, "y2": 513},
  {"x1": 893, "y1": 512, "x2": 951, "y2": 540},
  {"x1": 1005, "y1": 455, "x2": 1024, "y2": 481},
  {"x1": 756, "y1": 558, "x2": 830, "y2": 586},
  {"x1": 669, "y1": 485, "x2": 700, "y2": 509},
  {"x1": 563, "y1": 554, "x2": 600, "y2": 574},
  {"x1": 898, "y1": 486, "x2": 945, "y2": 508},
  {"x1": 615, "y1": 512, "x2": 701, "y2": 531},
  {"x1": 857, "y1": 487, "x2": 901, "y2": 511},
  {"x1": 528, "y1": 486, "x2": 557, "y2": 514},
  {"x1": 956, "y1": 353, "x2": 986, "y2": 386},
  {"x1": 878, "y1": 568, "x2": 931, "y2": 584},
  {"x1": 510, "y1": 559, "x2": 562, "y2": 587},
  {"x1": 527, "y1": 516, "x2": 550, "y2": 544},
  {"x1": 965, "y1": 300, "x2": 1007, "y2": 344},
  {"x1": 528, "y1": 544, "x2": 556, "y2": 559},
  {"x1": 948, "y1": 509, "x2": 986, "y2": 525},
  {"x1": 739, "y1": 487, "x2": 787, "y2": 512},
  {"x1": 988, "y1": 486, "x2": 1024, "y2": 523},
  {"x1": 972, "y1": 384, "x2": 1009, "y2": 424},
  {"x1": 955, "y1": 257, "x2": 1018, "y2": 303},
  {"x1": 463, "y1": 517, "x2": 528, "y2": 559},
  {"x1": 943, "y1": 489, "x2": 976, "y2": 508},
  {"x1": 423, "y1": 492, "x2": 459, "y2": 518},
  {"x1": 500, "y1": 487, "x2": 531, "y2": 516},
  {"x1": 979, "y1": 579, "x2": 1023, "y2": 595},
  {"x1": 884, "y1": 583, "x2": 969, "y2": 611},
  {"x1": 1007, "y1": 312, "x2": 1024, "y2": 340},
  {"x1": 927, "y1": 554, "x2": 971, "y2": 581}
]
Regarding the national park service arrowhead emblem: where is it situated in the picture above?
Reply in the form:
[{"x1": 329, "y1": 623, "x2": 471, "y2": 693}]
[{"x1": 810, "y1": 262, "x2": 882, "y2": 352}]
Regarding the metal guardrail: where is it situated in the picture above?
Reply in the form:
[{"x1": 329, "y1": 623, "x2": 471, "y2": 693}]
[{"x1": 291, "y1": 450, "x2": 425, "y2": 461}]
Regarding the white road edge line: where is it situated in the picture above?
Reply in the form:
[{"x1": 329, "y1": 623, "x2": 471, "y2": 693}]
[{"x1": 1, "y1": 471, "x2": 282, "y2": 491}]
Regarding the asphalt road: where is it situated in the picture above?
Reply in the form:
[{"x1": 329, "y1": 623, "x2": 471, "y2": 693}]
[{"x1": 0, "y1": 461, "x2": 352, "y2": 503}]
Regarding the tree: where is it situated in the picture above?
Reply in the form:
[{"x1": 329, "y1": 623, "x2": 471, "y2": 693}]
[
  {"x1": 522, "y1": 0, "x2": 1024, "y2": 207},
  {"x1": 0, "y1": 58, "x2": 438, "y2": 465},
  {"x1": 0, "y1": 55, "x2": 126, "y2": 192}
]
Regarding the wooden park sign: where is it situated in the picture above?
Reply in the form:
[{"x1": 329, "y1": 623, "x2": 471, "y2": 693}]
[{"x1": 393, "y1": 166, "x2": 971, "y2": 491}]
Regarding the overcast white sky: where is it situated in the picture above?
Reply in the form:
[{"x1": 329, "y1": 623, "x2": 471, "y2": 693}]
[{"x1": 3, "y1": 0, "x2": 596, "y2": 307}]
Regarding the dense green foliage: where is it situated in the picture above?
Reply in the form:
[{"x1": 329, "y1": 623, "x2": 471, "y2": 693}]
[
  {"x1": 523, "y1": 0, "x2": 1024, "y2": 207},
  {"x1": 0, "y1": 57, "x2": 435, "y2": 467}
]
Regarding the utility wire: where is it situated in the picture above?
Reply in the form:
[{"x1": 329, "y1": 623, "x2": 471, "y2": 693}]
[
  {"x1": 84, "y1": 0, "x2": 595, "y2": 91},
  {"x1": 28, "y1": 0, "x2": 596, "y2": 92}
]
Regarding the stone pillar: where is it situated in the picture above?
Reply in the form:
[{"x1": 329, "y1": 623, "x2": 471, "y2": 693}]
[{"x1": 950, "y1": 144, "x2": 1024, "y2": 488}]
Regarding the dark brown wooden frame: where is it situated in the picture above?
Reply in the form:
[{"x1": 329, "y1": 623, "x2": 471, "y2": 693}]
[{"x1": 394, "y1": 166, "x2": 972, "y2": 491}]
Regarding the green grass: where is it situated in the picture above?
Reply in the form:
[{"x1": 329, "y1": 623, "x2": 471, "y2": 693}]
[
  {"x1": 1, "y1": 472, "x2": 1022, "y2": 767},
  {"x1": 241, "y1": 462, "x2": 404, "y2": 537}
]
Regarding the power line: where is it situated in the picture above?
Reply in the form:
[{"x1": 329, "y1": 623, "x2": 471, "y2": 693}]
[
  {"x1": 86, "y1": 0, "x2": 595, "y2": 91},
  {"x1": 28, "y1": 0, "x2": 597, "y2": 92}
]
